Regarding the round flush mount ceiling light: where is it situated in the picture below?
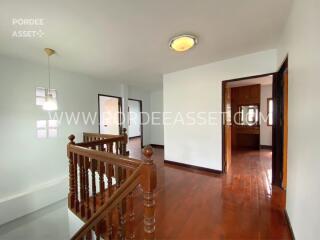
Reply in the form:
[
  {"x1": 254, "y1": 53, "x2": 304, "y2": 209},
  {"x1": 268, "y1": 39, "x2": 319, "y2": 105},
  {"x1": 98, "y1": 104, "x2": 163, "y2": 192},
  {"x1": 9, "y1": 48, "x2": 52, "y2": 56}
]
[{"x1": 169, "y1": 34, "x2": 198, "y2": 52}]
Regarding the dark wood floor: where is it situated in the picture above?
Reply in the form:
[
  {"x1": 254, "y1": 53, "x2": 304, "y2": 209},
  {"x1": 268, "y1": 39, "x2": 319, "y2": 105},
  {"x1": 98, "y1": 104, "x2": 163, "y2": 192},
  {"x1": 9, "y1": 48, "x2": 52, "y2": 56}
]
[{"x1": 128, "y1": 138, "x2": 291, "y2": 239}]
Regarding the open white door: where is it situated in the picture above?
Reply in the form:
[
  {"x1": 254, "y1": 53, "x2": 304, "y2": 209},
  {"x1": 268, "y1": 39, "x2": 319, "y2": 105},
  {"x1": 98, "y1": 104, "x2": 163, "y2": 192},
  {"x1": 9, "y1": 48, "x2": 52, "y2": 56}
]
[
  {"x1": 128, "y1": 100, "x2": 141, "y2": 138},
  {"x1": 99, "y1": 95, "x2": 122, "y2": 135}
]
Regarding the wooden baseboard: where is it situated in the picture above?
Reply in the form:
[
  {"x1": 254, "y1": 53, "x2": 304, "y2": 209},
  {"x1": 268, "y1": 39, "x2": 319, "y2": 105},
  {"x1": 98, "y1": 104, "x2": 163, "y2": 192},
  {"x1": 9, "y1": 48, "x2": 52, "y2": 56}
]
[
  {"x1": 260, "y1": 145, "x2": 272, "y2": 150},
  {"x1": 150, "y1": 144, "x2": 164, "y2": 149},
  {"x1": 284, "y1": 209, "x2": 295, "y2": 240},
  {"x1": 164, "y1": 160, "x2": 222, "y2": 174},
  {"x1": 129, "y1": 136, "x2": 141, "y2": 140}
]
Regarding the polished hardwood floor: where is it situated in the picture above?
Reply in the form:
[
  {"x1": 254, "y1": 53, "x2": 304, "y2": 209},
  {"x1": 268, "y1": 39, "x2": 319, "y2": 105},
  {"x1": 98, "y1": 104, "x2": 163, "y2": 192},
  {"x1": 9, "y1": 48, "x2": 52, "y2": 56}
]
[{"x1": 128, "y1": 138, "x2": 291, "y2": 239}]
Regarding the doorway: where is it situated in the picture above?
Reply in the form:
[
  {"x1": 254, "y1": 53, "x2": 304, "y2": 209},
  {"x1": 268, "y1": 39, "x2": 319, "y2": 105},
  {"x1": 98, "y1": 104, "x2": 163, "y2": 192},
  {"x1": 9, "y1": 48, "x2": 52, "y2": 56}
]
[
  {"x1": 98, "y1": 94, "x2": 122, "y2": 135},
  {"x1": 222, "y1": 66, "x2": 288, "y2": 189},
  {"x1": 128, "y1": 99, "x2": 143, "y2": 149}
]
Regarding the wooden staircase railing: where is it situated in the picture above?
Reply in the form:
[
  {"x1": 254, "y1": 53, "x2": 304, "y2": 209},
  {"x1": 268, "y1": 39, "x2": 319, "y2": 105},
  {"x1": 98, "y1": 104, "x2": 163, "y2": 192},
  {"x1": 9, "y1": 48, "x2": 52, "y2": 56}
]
[
  {"x1": 81, "y1": 129, "x2": 128, "y2": 156},
  {"x1": 67, "y1": 130, "x2": 156, "y2": 240}
]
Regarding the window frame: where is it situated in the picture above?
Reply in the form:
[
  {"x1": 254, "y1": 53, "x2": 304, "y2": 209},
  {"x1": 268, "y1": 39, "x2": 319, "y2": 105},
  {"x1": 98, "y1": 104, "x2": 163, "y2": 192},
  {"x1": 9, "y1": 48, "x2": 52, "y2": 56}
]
[
  {"x1": 36, "y1": 120, "x2": 58, "y2": 139},
  {"x1": 238, "y1": 104, "x2": 260, "y2": 126}
]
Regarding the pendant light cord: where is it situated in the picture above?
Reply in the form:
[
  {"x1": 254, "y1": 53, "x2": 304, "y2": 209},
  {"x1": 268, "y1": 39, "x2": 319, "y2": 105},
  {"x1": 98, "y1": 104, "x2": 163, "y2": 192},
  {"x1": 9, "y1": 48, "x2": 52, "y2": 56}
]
[{"x1": 47, "y1": 55, "x2": 51, "y2": 91}]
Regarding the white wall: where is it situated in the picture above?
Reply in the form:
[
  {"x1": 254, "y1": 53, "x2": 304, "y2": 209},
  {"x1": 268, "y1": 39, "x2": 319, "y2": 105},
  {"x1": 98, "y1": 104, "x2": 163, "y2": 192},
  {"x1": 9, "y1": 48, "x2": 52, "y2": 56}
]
[
  {"x1": 128, "y1": 100, "x2": 141, "y2": 138},
  {"x1": 128, "y1": 87, "x2": 151, "y2": 146},
  {"x1": 260, "y1": 84, "x2": 273, "y2": 146},
  {"x1": 150, "y1": 90, "x2": 164, "y2": 145},
  {"x1": 163, "y1": 50, "x2": 277, "y2": 170},
  {"x1": 277, "y1": 0, "x2": 320, "y2": 238},
  {"x1": 0, "y1": 55, "x2": 150, "y2": 225}
]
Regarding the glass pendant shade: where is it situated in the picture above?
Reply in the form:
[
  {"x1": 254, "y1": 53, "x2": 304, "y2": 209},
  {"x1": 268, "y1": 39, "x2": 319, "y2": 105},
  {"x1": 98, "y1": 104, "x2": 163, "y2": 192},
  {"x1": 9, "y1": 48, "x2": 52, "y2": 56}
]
[{"x1": 42, "y1": 93, "x2": 58, "y2": 111}]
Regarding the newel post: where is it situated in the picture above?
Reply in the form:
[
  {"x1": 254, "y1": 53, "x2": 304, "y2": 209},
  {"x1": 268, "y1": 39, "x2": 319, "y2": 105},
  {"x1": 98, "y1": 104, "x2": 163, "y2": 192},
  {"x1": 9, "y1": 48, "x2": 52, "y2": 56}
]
[
  {"x1": 120, "y1": 128, "x2": 128, "y2": 156},
  {"x1": 142, "y1": 146, "x2": 157, "y2": 240},
  {"x1": 68, "y1": 135, "x2": 76, "y2": 209}
]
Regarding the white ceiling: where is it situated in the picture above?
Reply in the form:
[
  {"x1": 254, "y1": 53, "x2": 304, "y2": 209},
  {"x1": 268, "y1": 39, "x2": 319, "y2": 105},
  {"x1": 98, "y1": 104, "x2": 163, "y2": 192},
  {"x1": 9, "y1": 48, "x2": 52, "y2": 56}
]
[
  {"x1": 226, "y1": 75, "x2": 273, "y2": 88},
  {"x1": 0, "y1": 0, "x2": 292, "y2": 90}
]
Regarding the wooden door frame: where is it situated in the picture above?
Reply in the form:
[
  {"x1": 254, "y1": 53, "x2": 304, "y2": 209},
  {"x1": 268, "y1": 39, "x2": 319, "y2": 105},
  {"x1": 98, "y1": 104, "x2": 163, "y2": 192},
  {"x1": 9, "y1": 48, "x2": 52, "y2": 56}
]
[
  {"x1": 221, "y1": 73, "x2": 276, "y2": 173},
  {"x1": 98, "y1": 94, "x2": 123, "y2": 135},
  {"x1": 221, "y1": 60, "x2": 288, "y2": 189},
  {"x1": 223, "y1": 86, "x2": 232, "y2": 172},
  {"x1": 128, "y1": 98, "x2": 144, "y2": 149},
  {"x1": 272, "y1": 57, "x2": 288, "y2": 187}
]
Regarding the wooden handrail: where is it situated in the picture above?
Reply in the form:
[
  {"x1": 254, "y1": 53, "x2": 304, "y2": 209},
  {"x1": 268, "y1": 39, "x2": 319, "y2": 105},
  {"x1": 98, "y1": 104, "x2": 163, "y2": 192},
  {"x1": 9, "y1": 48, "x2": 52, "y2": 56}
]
[
  {"x1": 68, "y1": 144, "x2": 140, "y2": 170},
  {"x1": 77, "y1": 136, "x2": 124, "y2": 148},
  {"x1": 83, "y1": 132, "x2": 119, "y2": 139},
  {"x1": 67, "y1": 133, "x2": 156, "y2": 240},
  {"x1": 81, "y1": 129, "x2": 129, "y2": 156}
]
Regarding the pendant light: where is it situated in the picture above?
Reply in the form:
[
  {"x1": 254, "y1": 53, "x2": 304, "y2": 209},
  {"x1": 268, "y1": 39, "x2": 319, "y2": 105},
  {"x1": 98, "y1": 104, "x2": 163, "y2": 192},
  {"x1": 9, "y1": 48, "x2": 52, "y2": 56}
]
[{"x1": 43, "y1": 48, "x2": 58, "y2": 111}]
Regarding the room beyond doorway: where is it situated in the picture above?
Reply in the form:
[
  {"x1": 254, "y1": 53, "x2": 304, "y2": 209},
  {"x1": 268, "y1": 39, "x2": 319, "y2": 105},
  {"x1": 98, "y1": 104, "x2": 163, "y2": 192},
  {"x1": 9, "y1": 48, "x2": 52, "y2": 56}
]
[
  {"x1": 128, "y1": 98, "x2": 143, "y2": 148},
  {"x1": 98, "y1": 94, "x2": 122, "y2": 135},
  {"x1": 222, "y1": 74, "x2": 275, "y2": 185}
]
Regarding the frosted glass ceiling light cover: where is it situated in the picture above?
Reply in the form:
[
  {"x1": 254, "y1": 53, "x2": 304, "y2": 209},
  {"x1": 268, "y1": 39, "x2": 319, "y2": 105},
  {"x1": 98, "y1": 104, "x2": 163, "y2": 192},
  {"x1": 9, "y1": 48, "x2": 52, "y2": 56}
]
[{"x1": 169, "y1": 34, "x2": 198, "y2": 52}]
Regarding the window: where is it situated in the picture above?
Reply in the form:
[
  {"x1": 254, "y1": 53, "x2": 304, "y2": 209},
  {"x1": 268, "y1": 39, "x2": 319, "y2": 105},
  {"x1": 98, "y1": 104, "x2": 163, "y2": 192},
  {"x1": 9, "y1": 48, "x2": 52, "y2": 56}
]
[
  {"x1": 36, "y1": 120, "x2": 47, "y2": 139},
  {"x1": 239, "y1": 105, "x2": 259, "y2": 126},
  {"x1": 36, "y1": 87, "x2": 57, "y2": 106},
  {"x1": 36, "y1": 120, "x2": 58, "y2": 138},
  {"x1": 36, "y1": 87, "x2": 46, "y2": 106},
  {"x1": 48, "y1": 120, "x2": 58, "y2": 138},
  {"x1": 267, "y1": 98, "x2": 273, "y2": 126}
]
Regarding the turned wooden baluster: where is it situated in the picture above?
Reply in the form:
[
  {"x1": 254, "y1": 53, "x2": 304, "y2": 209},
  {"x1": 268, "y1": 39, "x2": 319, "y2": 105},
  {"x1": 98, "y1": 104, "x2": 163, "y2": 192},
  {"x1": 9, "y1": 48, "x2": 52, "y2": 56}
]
[
  {"x1": 107, "y1": 142, "x2": 113, "y2": 153},
  {"x1": 114, "y1": 165, "x2": 121, "y2": 238},
  {"x1": 127, "y1": 180, "x2": 135, "y2": 240},
  {"x1": 98, "y1": 143, "x2": 105, "y2": 151},
  {"x1": 95, "y1": 223, "x2": 101, "y2": 240},
  {"x1": 68, "y1": 135, "x2": 76, "y2": 210},
  {"x1": 74, "y1": 154, "x2": 80, "y2": 213},
  {"x1": 79, "y1": 155, "x2": 86, "y2": 217},
  {"x1": 116, "y1": 141, "x2": 119, "y2": 155},
  {"x1": 141, "y1": 146, "x2": 157, "y2": 240},
  {"x1": 99, "y1": 161, "x2": 105, "y2": 205},
  {"x1": 84, "y1": 157, "x2": 91, "y2": 219},
  {"x1": 116, "y1": 167, "x2": 127, "y2": 239},
  {"x1": 91, "y1": 159, "x2": 97, "y2": 213},
  {"x1": 70, "y1": 135, "x2": 80, "y2": 214},
  {"x1": 120, "y1": 128, "x2": 128, "y2": 156},
  {"x1": 105, "y1": 210, "x2": 112, "y2": 240},
  {"x1": 106, "y1": 143, "x2": 114, "y2": 238},
  {"x1": 107, "y1": 210, "x2": 113, "y2": 239},
  {"x1": 107, "y1": 164, "x2": 114, "y2": 196},
  {"x1": 86, "y1": 229, "x2": 92, "y2": 240}
]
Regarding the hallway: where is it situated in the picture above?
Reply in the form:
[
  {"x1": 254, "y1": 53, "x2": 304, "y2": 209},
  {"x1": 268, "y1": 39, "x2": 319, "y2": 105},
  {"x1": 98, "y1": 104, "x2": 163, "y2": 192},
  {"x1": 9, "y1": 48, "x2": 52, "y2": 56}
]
[{"x1": 129, "y1": 139, "x2": 290, "y2": 239}]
